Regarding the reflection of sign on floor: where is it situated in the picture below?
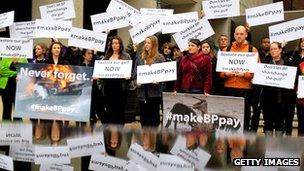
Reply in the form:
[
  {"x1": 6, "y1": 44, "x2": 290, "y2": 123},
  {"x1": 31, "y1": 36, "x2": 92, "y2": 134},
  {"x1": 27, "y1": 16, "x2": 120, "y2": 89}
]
[{"x1": 162, "y1": 93, "x2": 244, "y2": 133}]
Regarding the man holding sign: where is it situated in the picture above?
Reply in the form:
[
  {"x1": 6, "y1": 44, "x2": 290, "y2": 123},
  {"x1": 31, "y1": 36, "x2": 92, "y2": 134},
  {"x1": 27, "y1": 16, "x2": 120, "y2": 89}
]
[{"x1": 219, "y1": 25, "x2": 259, "y2": 131}]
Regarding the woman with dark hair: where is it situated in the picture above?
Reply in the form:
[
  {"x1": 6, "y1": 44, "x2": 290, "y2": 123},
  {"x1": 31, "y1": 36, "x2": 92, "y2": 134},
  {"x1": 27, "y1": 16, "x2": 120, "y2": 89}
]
[
  {"x1": 133, "y1": 35, "x2": 165, "y2": 127},
  {"x1": 174, "y1": 39, "x2": 212, "y2": 95},
  {"x1": 46, "y1": 42, "x2": 69, "y2": 65},
  {"x1": 161, "y1": 42, "x2": 174, "y2": 62},
  {"x1": 260, "y1": 42, "x2": 295, "y2": 136},
  {"x1": 103, "y1": 36, "x2": 131, "y2": 125}
]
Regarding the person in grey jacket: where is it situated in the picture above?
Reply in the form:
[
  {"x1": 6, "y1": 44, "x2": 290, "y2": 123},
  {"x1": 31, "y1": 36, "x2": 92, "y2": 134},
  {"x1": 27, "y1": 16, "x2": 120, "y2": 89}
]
[{"x1": 133, "y1": 35, "x2": 165, "y2": 127}]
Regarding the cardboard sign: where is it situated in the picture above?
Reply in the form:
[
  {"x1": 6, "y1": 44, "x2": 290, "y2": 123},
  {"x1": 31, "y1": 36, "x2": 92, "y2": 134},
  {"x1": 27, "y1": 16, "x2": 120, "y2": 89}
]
[
  {"x1": 129, "y1": 16, "x2": 162, "y2": 44},
  {"x1": 0, "y1": 38, "x2": 33, "y2": 58},
  {"x1": 137, "y1": 61, "x2": 177, "y2": 84},
  {"x1": 35, "y1": 19, "x2": 72, "y2": 39},
  {"x1": 0, "y1": 123, "x2": 32, "y2": 145},
  {"x1": 202, "y1": 0, "x2": 240, "y2": 19},
  {"x1": 67, "y1": 133, "x2": 105, "y2": 158},
  {"x1": 157, "y1": 153, "x2": 194, "y2": 171},
  {"x1": 93, "y1": 60, "x2": 132, "y2": 78},
  {"x1": 252, "y1": 63, "x2": 297, "y2": 89},
  {"x1": 68, "y1": 27, "x2": 107, "y2": 52},
  {"x1": 298, "y1": 76, "x2": 304, "y2": 98},
  {"x1": 34, "y1": 146, "x2": 70, "y2": 165},
  {"x1": 246, "y1": 2, "x2": 284, "y2": 27},
  {"x1": 216, "y1": 51, "x2": 258, "y2": 73},
  {"x1": 173, "y1": 18, "x2": 215, "y2": 51},
  {"x1": 39, "y1": 0, "x2": 75, "y2": 20},
  {"x1": 0, "y1": 154, "x2": 13, "y2": 171},
  {"x1": 269, "y1": 17, "x2": 304, "y2": 43},
  {"x1": 89, "y1": 154, "x2": 127, "y2": 171},
  {"x1": 91, "y1": 11, "x2": 129, "y2": 32},
  {"x1": 106, "y1": 0, "x2": 141, "y2": 26},
  {"x1": 162, "y1": 12, "x2": 198, "y2": 34},
  {"x1": 9, "y1": 145, "x2": 35, "y2": 163},
  {"x1": 0, "y1": 11, "x2": 14, "y2": 29},
  {"x1": 9, "y1": 21, "x2": 35, "y2": 39}
]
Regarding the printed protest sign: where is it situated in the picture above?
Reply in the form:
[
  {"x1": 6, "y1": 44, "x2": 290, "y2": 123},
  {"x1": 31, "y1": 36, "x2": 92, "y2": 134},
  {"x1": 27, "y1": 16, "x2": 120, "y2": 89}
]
[
  {"x1": 140, "y1": 8, "x2": 173, "y2": 21},
  {"x1": 68, "y1": 27, "x2": 107, "y2": 52},
  {"x1": 0, "y1": 38, "x2": 33, "y2": 58},
  {"x1": 9, "y1": 21, "x2": 35, "y2": 39},
  {"x1": 216, "y1": 51, "x2": 258, "y2": 73},
  {"x1": 162, "y1": 12, "x2": 198, "y2": 34},
  {"x1": 40, "y1": 164, "x2": 73, "y2": 171},
  {"x1": 91, "y1": 11, "x2": 129, "y2": 32},
  {"x1": 202, "y1": 0, "x2": 240, "y2": 19},
  {"x1": 35, "y1": 19, "x2": 72, "y2": 39},
  {"x1": 0, "y1": 154, "x2": 13, "y2": 171},
  {"x1": 269, "y1": 17, "x2": 304, "y2": 43},
  {"x1": 252, "y1": 63, "x2": 297, "y2": 89},
  {"x1": 0, "y1": 11, "x2": 14, "y2": 29},
  {"x1": 137, "y1": 61, "x2": 176, "y2": 84},
  {"x1": 89, "y1": 154, "x2": 127, "y2": 171},
  {"x1": 173, "y1": 18, "x2": 214, "y2": 51},
  {"x1": 157, "y1": 153, "x2": 194, "y2": 171},
  {"x1": 15, "y1": 63, "x2": 93, "y2": 122},
  {"x1": 163, "y1": 93, "x2": 244, "y2": 133},
  {"x1": 9, "y1": 145, "x2": 35, "y2": 163},
  {"x1": 93, "y1": 60, "x2": 132, "y2": 78},
  {"x1": 34, "y1": 146, "x2": 70, "y2": 165},
  {"x1": 129, "y1": 16, "x2": 162, "y2": 44},
  {"x1": 106, "y1": 0, "x2": 141, "y2": 26},
  {"x1": 246, "y1": 2, "x2": 284, "y2": 27},
  {"x1": 124, "y1": 161, "x2": 148, "y2": 171},
  {"x1": 39, "y1": 0, "x2": 75, "y2": 20},
  {"x1": 298, "y1": 76, "x2": 304, "y2": 98},
  {"x1": 0, "y1": 123, "x2": 32, "y2": 145}
]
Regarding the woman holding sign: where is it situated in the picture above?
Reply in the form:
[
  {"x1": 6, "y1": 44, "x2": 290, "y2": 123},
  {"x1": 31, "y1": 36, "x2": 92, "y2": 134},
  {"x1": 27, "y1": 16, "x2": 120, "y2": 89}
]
[
  {"x1": 103, "y1": 36, "x2": 131, "y2": 125},
  {"x1": 133, "y1": 35, "x2": 165, "y2": 127},
  {"x1": 174, "y1": 39, "x2": 212, "y2": 95},
  {"x1": 260, "y1": 42, "x2": 294, "y2": 136}
]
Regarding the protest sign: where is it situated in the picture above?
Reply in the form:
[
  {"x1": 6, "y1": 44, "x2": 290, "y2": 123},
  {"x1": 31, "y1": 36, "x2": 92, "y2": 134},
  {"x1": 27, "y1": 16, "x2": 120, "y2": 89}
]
[
  {"x1": 162, "y1": 12, "x2": 198, "y2": 34},
  {"x1": 0, "y1": 38, "x2": 33, "y2": 58},
  {"x1": 35, "y1": 19, "x2": 72, "y2": 39},
  {"x1": 0, "y1": 123, "x2": 32, "y2": 145},
  {"x1": 9, "y1": 21, "x2": 35, "y2": 39},
  {"x1": 124, "y1": 161, "x2": 148, "y2": 171},
  {"x1": 40, "y1": 164, "x2": 73, "y2": 171},
  {"x1": 93, "y1": 60, "x2": 132, "y2": 78},
  {"x1": 252, "y1": 63, "x2": 297, "y2": 89},
  {"x1": 0, "y1": 11, "x2": 14, "y2": 28},
  {"x1": 91, "y1": 11, "x2": 129, "y2": 32},
  {"x1": 202, "y1": 0, "x2": 240, "y2": 19},
  {"x1": 9, "y1": 145, "x2": 35, "y2": 163},
  {"x1": 15, "y1": 63, "x2": 93, "y2": 122},
  {"x1": 246, "y1": 2, "x2": 284, "y2": 27},
  {"x1": 68, "y1": 27, "x2": 107, "y2": 52},
  {"x1": 157, "y1": 153, "x2": 194, "y2": 171},
  {"x1": 140, "y1": 8, "x2": 173, "y2": 21},
  {"x1": 298, "y1": 76, "x2": 304, "y2": 98},
  {"x1": 216, "y1": 51, "x2": 258, "y2": 73},
  {"x1": 34, "y1": 146, "x2": 70, "y2": 165},
  {"x1": 39, "y1": 0, "x2": 75, "y2": 20},
  {"x1": 137, "y1": 61, "x2": 176, "y2": 84},
  {"x1": 89, "y1": 154, "x2": 127, "y2": 171},
  {"x1": 0, "y1": 154, "x2": 13, "y2": 171}
]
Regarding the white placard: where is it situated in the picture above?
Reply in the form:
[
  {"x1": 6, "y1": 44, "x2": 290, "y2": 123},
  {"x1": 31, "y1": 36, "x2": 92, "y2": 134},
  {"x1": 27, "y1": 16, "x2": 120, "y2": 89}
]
[
  {"x1": 0, "y1": 154, "x2": 13, "y2": 171},
  {"x1": 9, "y1": 145, "x2": 35, "y2": 163},
  {"x1": 93, "y1": 60, "x2": 132, "y2": 78},
  {"x1": 40, "y1": 164, "x2": 73, "y2": 171},
  {"x1": 67, "y1": 133, "x2": 105, "y2": 158},
  {"x1": 0, "y1": 11, "x2": 14, "y2": 29},
  {"x1": 202, "y1": 0, "x2": 240, "y2": 19},
  {"x1": 89, "y1": 154, "x2": 127, "y2": 171},
  {"x1": 39, "y1": 0, "x2": 75, "y2": 21},
  {"x1": 68, "y1": 27, "x2": 107, "y2": 52},
  {"x1": 162, "y1": 12, "x2": 198, "y2": 34},
  {"x1": 269, "y1": 17, "x2": 304, "y2": 43},
  {"x1": 297, "y1": 76, "x2": 304, "y2": 98},
  {"x1": 253, "y1": 63, "x2": 297, "y2": 89},
  {"x1": 0, "y1": 123, "x2": 32, "y2": 145},
  {"x1": 35, "y1": 19, "x2": 72, "y2": 39},
  {"x1": 106, "y1": 0, "x2": 141, "y2": 26},
  {"x1": 0, "y1": 38, "x2": 33, "y2": 58},
  {"x1": 128, "y1": 16, "x2": 162, "y2": 44},
  {"x1": 170, "y1": 135, "x2": 211, "y2": 171},
  {"x1": 216, "y1": 51, "x2": 258, "y2": 73},
  {"x1": 34, "y1": 146, "x2": 70, "y2": 165},
  {"x1": 140, "y1": 8, "x2": 174, "y2": 21},
  {"x1": 124, "y1": 161, "x2": 148, "y2": 171},
  {"x1": 9, "y1": 21, "x2": 35, "y2": 39},
  {"x1": 127, "y1": 143, "x2": 159, "y2": 171},
  {"x1": 157, "y1": 153, "x2": 194, "y2": 171},
  {"x1": 91, "y1": 11, "x2": 129, "y2": 32},
  {"x1": 173, "y1": 18, "x2": 215, "y2": 51},
  {"x1": 137, "y1": 61, "x2": 177, "y2": 84},
  {"x1": 246, "y1": 2, "x2": 284, "y2": 27}
]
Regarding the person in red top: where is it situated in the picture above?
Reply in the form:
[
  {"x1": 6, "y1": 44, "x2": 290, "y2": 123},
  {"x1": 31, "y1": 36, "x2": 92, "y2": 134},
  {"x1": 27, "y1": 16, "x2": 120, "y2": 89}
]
[{"x1": 174, "y1": 39, "x2": 212, "y2": 95}]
